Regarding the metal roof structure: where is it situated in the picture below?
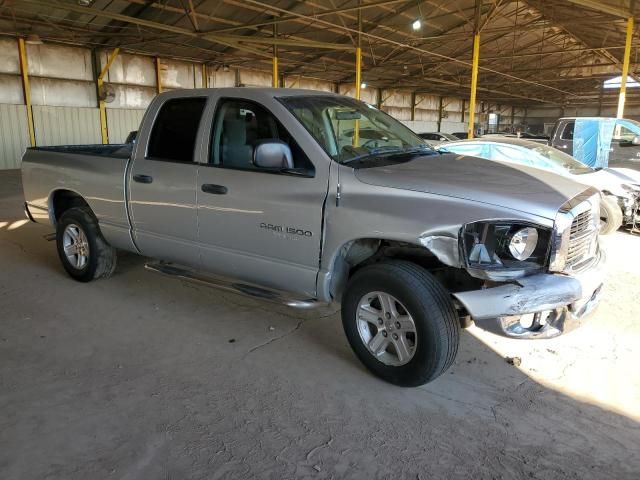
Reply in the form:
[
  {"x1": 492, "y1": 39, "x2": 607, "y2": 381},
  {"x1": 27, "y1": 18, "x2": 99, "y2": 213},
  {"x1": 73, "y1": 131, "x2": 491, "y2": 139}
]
[{"x1": 1, "y1": 0, "x2": 638, "y2": 107}]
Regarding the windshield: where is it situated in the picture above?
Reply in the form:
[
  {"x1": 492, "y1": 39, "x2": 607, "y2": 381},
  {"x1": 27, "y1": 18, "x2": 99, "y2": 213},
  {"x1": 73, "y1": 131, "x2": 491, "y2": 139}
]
[
  {"x1": 529, "y1": 144, "x2": 593, "y2": 175},
  {"x1": 279, "y1": 95, "x2": 428, "y2": 164}
]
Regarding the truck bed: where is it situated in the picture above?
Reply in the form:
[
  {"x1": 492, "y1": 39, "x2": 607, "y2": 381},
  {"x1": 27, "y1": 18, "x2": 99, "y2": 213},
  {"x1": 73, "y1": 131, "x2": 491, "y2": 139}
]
[{"x1": 22, "y1": 144, "x2": 134, "y2": 252}]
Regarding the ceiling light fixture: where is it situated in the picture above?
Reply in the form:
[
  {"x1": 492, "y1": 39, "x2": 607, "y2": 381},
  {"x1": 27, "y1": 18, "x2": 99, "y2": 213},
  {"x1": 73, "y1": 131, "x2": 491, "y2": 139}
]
[
  {"x1": 360, "y1": 82, "x2": 367, "y2": 89},
  {"x1": 412, "y1": 19, "x2": 422, "y2": 31}
]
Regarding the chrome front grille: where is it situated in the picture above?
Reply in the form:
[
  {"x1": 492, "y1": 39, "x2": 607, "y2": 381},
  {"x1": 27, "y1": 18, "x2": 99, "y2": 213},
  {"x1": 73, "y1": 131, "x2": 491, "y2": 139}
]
[
  {"x1": 550, "y1": 190, "x2": 600, "y2": 273},
  {"x1": 566, "y1": 210, "x2": 597, "y2": 270}
]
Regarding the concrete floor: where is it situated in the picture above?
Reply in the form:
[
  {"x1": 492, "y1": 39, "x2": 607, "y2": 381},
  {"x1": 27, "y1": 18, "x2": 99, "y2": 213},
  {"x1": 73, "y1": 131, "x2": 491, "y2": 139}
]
[{"x1": 1, "y1": 169, "x2": 639, "y2": 479}]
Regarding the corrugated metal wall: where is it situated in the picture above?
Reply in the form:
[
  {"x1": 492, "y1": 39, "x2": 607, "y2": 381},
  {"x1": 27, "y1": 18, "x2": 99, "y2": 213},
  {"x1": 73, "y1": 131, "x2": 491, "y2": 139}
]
[
  {"x1": 106, "y1": 108, "x2": 146, "y2": 143},
  {"x1": 0, "y1": 36, "x2": 532, "y2": 168},
  {"x1": 0, "y1": 104, "x2": 29, "y2": 170},
  {"x1": 33, "y1": 106, "x2": 101, "y2": 146}
]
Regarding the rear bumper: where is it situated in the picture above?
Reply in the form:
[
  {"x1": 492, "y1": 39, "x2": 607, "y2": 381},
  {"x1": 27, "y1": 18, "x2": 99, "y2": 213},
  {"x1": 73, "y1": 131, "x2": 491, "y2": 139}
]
[{"x1": 453, "y1": 251, "x2": 605, "y2": 339}]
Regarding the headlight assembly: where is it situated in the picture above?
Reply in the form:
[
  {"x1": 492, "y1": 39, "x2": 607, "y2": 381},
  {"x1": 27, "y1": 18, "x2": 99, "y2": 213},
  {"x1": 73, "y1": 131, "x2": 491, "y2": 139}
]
[
  {"x1": 462, "y1": 221, "x2": 552, "y2": 280},
  {"x1": 508, "y1": 227, "x2": 538, "y2": 260}
]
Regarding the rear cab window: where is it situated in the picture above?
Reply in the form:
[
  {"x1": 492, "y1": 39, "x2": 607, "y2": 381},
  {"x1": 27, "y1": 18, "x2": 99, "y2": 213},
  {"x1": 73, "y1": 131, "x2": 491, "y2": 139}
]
[{"x1": 147, "y1": 97, "x2": 207, "y2": 162}]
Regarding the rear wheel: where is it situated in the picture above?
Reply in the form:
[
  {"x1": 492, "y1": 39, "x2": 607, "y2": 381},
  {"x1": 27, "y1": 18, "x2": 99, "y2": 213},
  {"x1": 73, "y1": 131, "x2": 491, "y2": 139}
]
[
  {"x1": 56, "y1": 207, "x2": 117, "y2": 282},
  {"x1": 600, "y1": 196, "x2": 623, "y2": 235},
  {"x1": 341, "y1": 261, "x2": 460, "y2": 387}
]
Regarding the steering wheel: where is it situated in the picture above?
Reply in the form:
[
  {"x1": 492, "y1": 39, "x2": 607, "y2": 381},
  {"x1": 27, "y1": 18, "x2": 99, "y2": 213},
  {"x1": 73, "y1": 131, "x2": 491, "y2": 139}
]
[{"x1": 362, "y1": 139, "x2": 379, "y2": 148}]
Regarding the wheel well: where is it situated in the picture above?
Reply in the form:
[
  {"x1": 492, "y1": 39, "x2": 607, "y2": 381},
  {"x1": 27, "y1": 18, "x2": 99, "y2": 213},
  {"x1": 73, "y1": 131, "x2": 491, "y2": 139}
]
[
  {"x1": 51, "y1": 190, "x2": 90, "y2": 223},
  {"x1": 329, "y1": 238, "x2": 481, "y2": 302}
]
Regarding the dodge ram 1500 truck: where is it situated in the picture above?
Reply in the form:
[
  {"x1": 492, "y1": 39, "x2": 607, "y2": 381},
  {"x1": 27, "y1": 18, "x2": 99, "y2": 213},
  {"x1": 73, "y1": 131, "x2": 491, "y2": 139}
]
[{"x1": 22, "y1": 88, "x2": 605, "y2": 386}]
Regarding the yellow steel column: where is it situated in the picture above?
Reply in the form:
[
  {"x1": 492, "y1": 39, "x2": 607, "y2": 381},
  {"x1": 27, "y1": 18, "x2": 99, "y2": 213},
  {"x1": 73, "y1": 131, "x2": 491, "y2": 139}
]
[
  {"x1": 617, "y1": 16, "x2": 634, "y2": 118},
  {"x1": 156, "y1": 57, "x2": 163, "y2": 93},
  {"x1": 18, "y1": 38, "x2": 36, "y2": 147},
  {"x1": 97, "y1": 48, "x2": 120, "y2": 144},
  {"x1": 272, "y1": 22, "x2": 279, "y2": 88},
  {"x1": 467, "y1": 33, "x2": 480, "y2": 139},
  {"x1": 353, "y1": 3, "x2": 362, "y2": 147},
  {"x1": 201, "y1": 64, "x2": 207, "y2": 88}
]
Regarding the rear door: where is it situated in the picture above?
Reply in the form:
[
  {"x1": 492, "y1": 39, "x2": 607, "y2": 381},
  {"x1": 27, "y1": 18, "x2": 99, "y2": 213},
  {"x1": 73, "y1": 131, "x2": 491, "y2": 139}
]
[
  {"x1": 195, "y1": 95, "x2": 329, "y2": 297},
  {"x1": 128, "y1": 96, "x2": 207, "y2": 267}
]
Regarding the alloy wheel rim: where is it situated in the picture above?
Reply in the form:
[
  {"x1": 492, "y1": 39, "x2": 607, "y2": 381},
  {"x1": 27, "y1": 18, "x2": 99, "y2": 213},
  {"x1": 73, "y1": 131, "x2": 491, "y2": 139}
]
[
  {"x1": 356, "y1": 291, "x2": 417, "y2": 366},
  {"x1": 62, "y1": 223, "x2": 89, "y2": 269}
]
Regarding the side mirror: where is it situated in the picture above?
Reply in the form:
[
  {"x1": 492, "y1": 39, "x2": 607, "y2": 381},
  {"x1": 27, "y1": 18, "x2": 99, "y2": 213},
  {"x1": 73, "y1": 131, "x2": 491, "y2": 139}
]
[
  {"x1": 253, "y1": 140, "x2": 293, "y2": 169},
  {"x1": 125, "y1": 130, "x2": 138, "y2": 144}
]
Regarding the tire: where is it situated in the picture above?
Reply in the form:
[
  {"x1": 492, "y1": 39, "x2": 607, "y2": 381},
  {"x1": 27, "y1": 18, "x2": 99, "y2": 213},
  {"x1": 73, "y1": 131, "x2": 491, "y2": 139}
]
[
  {"x1": 56, "y1": 207, "x2": 117, "y2": 282},
  {"x1": 341, "y1": 261, "x2": 460, "y2": 387},
  {"x1": 600, "y1": 196, "x2": 623, "y2": 235}
]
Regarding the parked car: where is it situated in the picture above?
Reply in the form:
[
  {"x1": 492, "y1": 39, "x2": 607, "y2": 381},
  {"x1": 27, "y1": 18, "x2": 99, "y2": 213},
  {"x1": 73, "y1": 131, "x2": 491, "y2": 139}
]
[
  {"x1": 417, "y1": 132, "x2": 459, "y2": 144},
  {"x1": 550, "y1": 117, "x2": 640, "y2": 171},
  {"x1": 22, "y1": 88, "x2": 605, "y2": 386},
  {"x1": 451, "y1": 131, "x2": 471, "y2": 139},
  {"x1": 438, "y1": 137, "x2": 640, "y2": 234}
]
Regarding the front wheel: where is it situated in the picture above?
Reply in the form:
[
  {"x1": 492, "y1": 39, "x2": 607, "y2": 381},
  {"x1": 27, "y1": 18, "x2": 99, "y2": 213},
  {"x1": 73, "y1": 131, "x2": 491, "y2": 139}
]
[
  {"x1": 600, "y1": 196, "x2": 623, "y2": 235},
  {"x1": 56, "y1": 207, "x2": 117, "y2": 282},
  {"x1": 341, "y1": 261, "x2": 460, "y2": 387}
]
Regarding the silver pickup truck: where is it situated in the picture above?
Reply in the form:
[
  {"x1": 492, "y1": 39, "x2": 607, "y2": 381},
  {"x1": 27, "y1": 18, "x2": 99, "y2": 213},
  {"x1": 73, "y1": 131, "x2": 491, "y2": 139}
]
[{"x1": 22, "y1": 88, "x2": 605, "y2": 386}]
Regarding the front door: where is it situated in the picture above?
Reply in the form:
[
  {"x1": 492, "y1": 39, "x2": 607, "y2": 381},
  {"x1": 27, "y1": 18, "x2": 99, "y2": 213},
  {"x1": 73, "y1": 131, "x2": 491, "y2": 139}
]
[
  {"x1": 129, "y1": 96, "x2": 208, "y2": 267},
  {"x1": 196, "y1": 96, "x2": 328, "y2": 297}
]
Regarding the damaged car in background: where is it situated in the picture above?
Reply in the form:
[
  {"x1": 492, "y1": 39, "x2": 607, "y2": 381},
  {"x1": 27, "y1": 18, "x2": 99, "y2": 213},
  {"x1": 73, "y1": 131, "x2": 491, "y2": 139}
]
[{"x1": 22, "y1": 88, "x2": 605, "y2": 387}]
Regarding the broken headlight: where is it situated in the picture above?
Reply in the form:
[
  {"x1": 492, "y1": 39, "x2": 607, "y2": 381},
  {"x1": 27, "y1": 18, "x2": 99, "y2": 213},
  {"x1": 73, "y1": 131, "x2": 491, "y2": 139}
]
[{"x1": 461, "y1": 221, "x2": 552, "y2": 280}]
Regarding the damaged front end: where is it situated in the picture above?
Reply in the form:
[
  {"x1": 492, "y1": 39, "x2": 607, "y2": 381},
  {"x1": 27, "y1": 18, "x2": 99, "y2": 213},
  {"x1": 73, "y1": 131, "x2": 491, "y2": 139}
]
[{"x1": 420, "y1": 192, "x2": 605, "y2": 339}]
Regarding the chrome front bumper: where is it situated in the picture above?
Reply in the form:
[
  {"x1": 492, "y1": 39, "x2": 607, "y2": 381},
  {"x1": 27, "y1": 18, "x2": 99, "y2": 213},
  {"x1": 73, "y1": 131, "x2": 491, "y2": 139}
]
[{"x1": 453, "y1": 251, "x2": 605, "y2": 339}]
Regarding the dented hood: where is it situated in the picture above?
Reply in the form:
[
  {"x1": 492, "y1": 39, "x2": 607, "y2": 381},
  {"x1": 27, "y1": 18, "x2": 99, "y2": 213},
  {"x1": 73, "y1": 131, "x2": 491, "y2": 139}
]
[{"x1": 354, "y1": 153, "x2": 590, "y2": 220}]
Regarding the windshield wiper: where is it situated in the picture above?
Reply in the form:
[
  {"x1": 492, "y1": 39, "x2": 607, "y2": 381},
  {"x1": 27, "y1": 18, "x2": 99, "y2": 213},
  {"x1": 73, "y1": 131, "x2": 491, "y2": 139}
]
[{"x1": 341, "y1": 144, "x2": 432, "y2": 164}]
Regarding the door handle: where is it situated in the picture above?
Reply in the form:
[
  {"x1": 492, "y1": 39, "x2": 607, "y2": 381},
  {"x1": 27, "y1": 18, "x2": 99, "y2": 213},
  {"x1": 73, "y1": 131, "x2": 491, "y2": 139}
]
[
  {"x1": 201, "y1": 183, "x2": 228, "y2": 195},
  {"x1": 133, "y1": 174, "x2": 153, "y2": 184}
]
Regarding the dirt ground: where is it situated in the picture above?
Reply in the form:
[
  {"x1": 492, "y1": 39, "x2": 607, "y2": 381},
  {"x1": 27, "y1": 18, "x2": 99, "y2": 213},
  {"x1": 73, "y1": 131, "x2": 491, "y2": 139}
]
[{"x1": 1, "y1": 169, "x2": 639, "y2": 479}]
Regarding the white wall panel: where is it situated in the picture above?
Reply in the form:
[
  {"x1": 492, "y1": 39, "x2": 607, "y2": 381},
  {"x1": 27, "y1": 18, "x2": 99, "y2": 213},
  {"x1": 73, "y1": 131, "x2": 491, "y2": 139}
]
[
  {"x1": 108, "y1": 84, "x2": 156, "y2": 109},
  {"x1": 104, "y1": 52, "x2": 156, "y2": 87},
  {"x1": 382, "y1": 106, "x2": 411, "y2": 120},
  {"x1": 30, "y1": 78, "x2": 96, "y2": 107},
  {"x1": 106, "y1": 108, "x2": 145, "y2": 144},
  {"x1": 440, "y1": 121, "x2": 467, "y2": 134},
  {"x1": 414, "y1": 109, "x2": 439, "y2": 122},
  {"x1": 240, "y1": 69, "x2": 272, "y2": 87},
  {"x1": 27, "y1": 43, "x2": 93, "y2": 81},
  {"x1": 0, "y1": 104, "x2": 29, "y2": 169},
  {"x1": 160, "y1": 58, "x2": 196, "y2": 89},
  {"x1": 381, "y1": 90, "x2": 412, "y2": 108},
  {"x1": 284, "y1": 76, "x2": 334, "y2": 92},
  {"x1": 0, "y1": 75, "x2": 24, "y2": 104},
  {"x1": 33, "y1": 105, "x2": 101, "y2": 146},
  {"x1": 0, "y1": 38, "x2": 20, "y2": 74},
  {"x1": 416, "y1": 94, "x2": 439, "y2": 110},
  {"x1": 401, "y1": 120, "x2": 438, "y2": 133},
  {"x1": 212, "y1": 70, "x2": 236, "y2": 87},
  {"x1": 338, "y1": 84, "x2": 378, "y2": 104}
]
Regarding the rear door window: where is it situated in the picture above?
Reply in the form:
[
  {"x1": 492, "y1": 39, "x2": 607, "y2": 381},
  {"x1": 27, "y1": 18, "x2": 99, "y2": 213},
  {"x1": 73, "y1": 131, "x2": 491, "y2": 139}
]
[{"x1": 147, "y1": 97, "x2": 207, "y2": 162}]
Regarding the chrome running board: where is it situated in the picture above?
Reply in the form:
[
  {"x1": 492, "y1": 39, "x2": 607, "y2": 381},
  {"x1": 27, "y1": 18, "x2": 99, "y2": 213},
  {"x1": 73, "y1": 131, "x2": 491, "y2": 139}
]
[{"x1": 145, "y1": 262, "x2": 325, "y2": 309}]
